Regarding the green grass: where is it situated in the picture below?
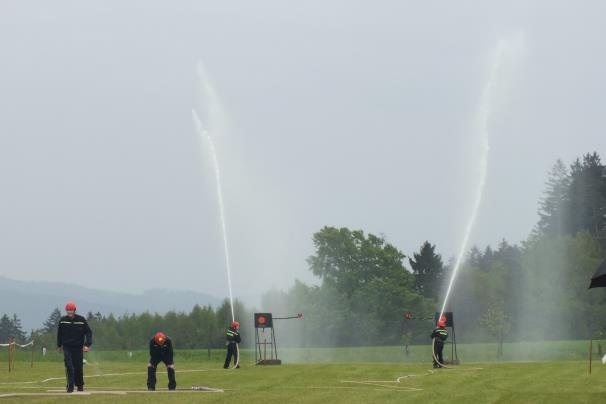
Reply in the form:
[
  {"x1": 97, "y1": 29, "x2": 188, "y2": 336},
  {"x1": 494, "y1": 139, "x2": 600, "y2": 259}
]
[
  {"x1": 7, "y1": 339, "x2": 602, "y2": 364},
  {"x1": 1, "y1": 342, "x2": 606, "y2": 403}
]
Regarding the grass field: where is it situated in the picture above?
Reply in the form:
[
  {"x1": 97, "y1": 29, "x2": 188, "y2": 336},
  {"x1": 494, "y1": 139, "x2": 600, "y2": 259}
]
[{"x1": 1, "y1": 342, "x2": 605, "y2": 403}]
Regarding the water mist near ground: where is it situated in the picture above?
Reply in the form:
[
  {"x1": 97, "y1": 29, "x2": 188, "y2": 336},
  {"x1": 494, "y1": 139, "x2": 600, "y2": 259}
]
[{"x1": 441, "y1": 33, "x2": 527, "y2": 319}]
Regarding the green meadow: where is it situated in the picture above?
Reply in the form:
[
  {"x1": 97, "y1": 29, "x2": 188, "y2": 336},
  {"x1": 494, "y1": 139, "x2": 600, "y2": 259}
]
[{"x1": 1, "y1": 341, "x2": 605, "y2": 403}]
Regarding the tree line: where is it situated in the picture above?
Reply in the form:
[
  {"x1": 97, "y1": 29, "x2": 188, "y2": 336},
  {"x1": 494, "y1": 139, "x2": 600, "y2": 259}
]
[
  {"x1": 2, "y1": 152, "x2": 605, "y2": 350},
  {"x1": 1, "y1": 301, "x2": 254, "y2": 350}
]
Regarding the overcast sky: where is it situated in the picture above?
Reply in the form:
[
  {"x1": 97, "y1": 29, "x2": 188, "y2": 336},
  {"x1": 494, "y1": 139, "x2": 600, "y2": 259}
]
[{"x1": 1, "y1": 1, "x2": 605, "y2": 304}]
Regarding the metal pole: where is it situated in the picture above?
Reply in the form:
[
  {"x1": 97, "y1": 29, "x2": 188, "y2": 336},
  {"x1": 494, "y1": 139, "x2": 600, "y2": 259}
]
[
  {"x1": 453, "y1": 324, "x2": 458, "y2": 363},
  {"x1": 272, "y1": 327, "x2": 278, "y2": 360},
  {"x1": 255, "y1": 329, "x2": 259, "y2": 363},
  {"x1": 589, "y1": 339, "x2": 593, "y2": 374}
]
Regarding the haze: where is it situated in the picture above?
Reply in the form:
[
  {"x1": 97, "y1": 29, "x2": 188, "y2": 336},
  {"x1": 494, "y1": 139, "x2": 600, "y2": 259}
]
[{"x1": 1, "y1": 1, "x2": 604, "y2": 304}]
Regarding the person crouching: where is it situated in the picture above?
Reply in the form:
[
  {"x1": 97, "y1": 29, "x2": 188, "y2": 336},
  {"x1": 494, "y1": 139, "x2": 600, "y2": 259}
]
[{"x1": 147, "y1": 332, "x2": 176, "y2": 391}]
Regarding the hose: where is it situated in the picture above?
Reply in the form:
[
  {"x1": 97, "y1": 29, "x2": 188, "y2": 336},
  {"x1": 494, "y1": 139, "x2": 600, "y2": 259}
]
[
  {"x1": 232, "y1": 343, "x2": 240, "y2": 369},
  {"x1": 431, "y1": 338, "x2": 450, "y2": 369}
]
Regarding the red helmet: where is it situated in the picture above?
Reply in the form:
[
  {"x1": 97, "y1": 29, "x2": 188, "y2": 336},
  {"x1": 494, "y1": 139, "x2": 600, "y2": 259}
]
[
  {"x1": 154, "y1": 332, "x2": 167, "y2": 345},
  {"x1": 231, "y1": 321, "x2": 240, "y2": 329},
  {"x1": 65, "y1": 301, "x2": 77, "y2": 312},
  {"x1": 437, "y1": 320, "x2": 446, "y2": 327}
]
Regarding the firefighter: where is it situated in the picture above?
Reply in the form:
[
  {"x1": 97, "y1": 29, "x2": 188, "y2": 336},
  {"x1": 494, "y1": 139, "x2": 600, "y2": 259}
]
[
  {"x1": 57, "y1": 301, "x2": 93, "y2": 393},
  {"x1": 430, "y1": 319, "x2": 448, "y2": 368},
  {"x1": 147, "y1": 332, "x2": 176, "y2": 391},
  {"x1": 223, "y1": 321, "x2": 241, "y2": 369}
]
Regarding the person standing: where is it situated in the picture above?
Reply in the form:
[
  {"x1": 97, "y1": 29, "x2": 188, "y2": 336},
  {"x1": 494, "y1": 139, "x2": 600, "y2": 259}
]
[
  {"x1": 223, "y1": 321, "x2": 241, "y2": 369},
  {"x1": 147, "y1": 332, "x2": 176, "y2": 391},
  {"x1": 57, "y1": 301, "x2": 93, "y2": 393},
  {"x1": 430, "y1": 319, "x2": 448, "y2": 368}
]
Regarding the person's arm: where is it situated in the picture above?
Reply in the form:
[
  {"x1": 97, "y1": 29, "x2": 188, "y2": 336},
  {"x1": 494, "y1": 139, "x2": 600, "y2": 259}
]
[
  {"x1": 83, "y1": 318, "x2": 93, "y2": 347},
  {"x1": 236, "y1": 332, "x2": 241, "y2": 343},
  {"x1": 57, "y1": 322, "x2": 62, "y2": 348},
  {"x1": 166, "y1": 339, "x2": 173, "y2": 355},
  {"x1": 167, "y1": 339, "x2": 174, "y2": 362}
]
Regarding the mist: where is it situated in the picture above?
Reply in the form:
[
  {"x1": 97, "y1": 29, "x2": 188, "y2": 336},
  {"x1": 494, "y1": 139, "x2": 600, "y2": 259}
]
[{"x1": 0, "y1": 1, "x2": 605, "y2": 323}]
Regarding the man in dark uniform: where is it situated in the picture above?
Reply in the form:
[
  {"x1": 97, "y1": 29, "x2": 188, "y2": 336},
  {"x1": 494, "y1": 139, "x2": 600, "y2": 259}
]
[
  {"x1": 430, "y1": 319, "x2": 448, "y2": 368},
  {"x1": 57, "y1": 301, "x2": 93, "y2": 393},
  {"x1": 223, "y1": 321, "x2": 241, "y2": 369},
  {"x1": 147, "y1": 332, "x2": 176, "y2": 391}
]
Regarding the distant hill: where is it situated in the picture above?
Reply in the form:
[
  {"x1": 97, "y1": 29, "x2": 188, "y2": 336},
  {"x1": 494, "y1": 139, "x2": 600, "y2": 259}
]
[{"x1": 0, "y1": 276, "x2": 222, "y2": 331}]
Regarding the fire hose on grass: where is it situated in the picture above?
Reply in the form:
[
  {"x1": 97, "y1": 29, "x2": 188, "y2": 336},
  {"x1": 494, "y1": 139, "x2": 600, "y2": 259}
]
[
  {"x1": 232, "y1": 343, "x2": 239, "y2": 369},
  {"x1": 431, "y1": 338, "x2": 450, "y2": 369},
  {"x1": 431, "y1": 338, "x2": 484, "y2": 372}
]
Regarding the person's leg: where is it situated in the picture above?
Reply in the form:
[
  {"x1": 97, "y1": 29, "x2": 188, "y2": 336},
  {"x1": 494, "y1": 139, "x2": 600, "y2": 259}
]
[
  {"x1": 72, "y1": 348, "x2": 84, "y2": 391},
  {"x1": 165, "y1": 361, "x2": 176, "y2": 390},
  {"x1": 437, "y1": 343, "x2": 444, "y2": 367},
  {"x1": 223, "y1": 344, "x2": 233, "y2": 369},
  {"x1": 147, "y1": 359, "x2": 159, "y2": 390},
  {"x1": 432, "y1": 339, "x2": 438, "y2": 367},
  {"x1": 63, "y1": 349, "x2": 75, "y2": 392}
]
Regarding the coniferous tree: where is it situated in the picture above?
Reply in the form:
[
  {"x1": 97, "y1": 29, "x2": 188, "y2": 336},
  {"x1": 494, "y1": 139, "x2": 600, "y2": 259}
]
[
  {"x1": 409, "y1": 241, "x2": 445, "y2": 302},
  {"x1": 42, "y1": 308, "x2": 62, "y2": 334},
  {"x1": 537, "y1": 159, "x2": 571, "y2": 237},
  {"x1": 566, "y1": 152, "x2": 606, "y2": 242},
  {"x1": 467, "y1": 246, "x2": 482, "y2": 268},
  {"x1": 10, "y1": 314, "x2": 26, "y2": 341},
  {"x1": 0, "y1": 314, "x2": 25, "y2": 341},
  {"x1": 0, "y1": 314, "x2": 11, "y2": 342}
]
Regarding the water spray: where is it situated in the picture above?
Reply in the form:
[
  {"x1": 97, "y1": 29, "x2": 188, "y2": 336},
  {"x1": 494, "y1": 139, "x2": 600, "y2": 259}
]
[
  {"x1": 193, "y1": 64, "x2": 243, "y2": 369},
  {"x1": 433, "y1": 35, "x2": 525, "y2": 369},
  {"x1": 439, "y1": 37, "x2": 519, "y2": 320},
  {"x1": 192, "y1": 109, "x2": 236, "y2": 322},
  {"x1": 192, "y1": 108, "x2": 241, "y2": 369}
]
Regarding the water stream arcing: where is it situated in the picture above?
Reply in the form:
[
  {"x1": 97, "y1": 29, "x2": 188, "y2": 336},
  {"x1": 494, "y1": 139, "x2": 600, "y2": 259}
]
[
  {"x1": 439, "y1": 35, "x2": 524, "y2": 319},
  {"x1": 192, "y1": 109, "x2": 235, "y2": 321}
]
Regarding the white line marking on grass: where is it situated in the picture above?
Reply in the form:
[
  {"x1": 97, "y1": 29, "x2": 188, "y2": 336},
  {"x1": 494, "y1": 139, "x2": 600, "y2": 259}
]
[
  {"x1": 396, "y1": 375, "x2": 419, "y2": 382},
  {"x1": 37, "y1": 368, "x2": 219, "y2": 383},
  {"x1": 0, "y1": 392, "x2": 124, "y2": 397},
  {"x1": 0, "y1": 381, "x2": 36, "y2": 385},
  {"x1": 339, "y1": 365, "x2": 486, "y2": 392},
  {"x1": 273, "y1": 386, "x2": 357, "y2": 390},
  {"x1": 46, "y1": 388, "x2": 224, "y2": 394},
  {"x1": 341, "y1": 381, "x2": 422, "y2": 391}
]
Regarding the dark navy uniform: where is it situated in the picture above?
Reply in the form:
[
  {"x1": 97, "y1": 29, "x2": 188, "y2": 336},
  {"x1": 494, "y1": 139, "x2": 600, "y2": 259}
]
[
  {"x1": 430, "y1": 326, "x2": 448, "y2": 368},
  {"x1": 223, "y1": 326, "x2": 241, "y2": 368},
  {"x1": 57, "y1": 314, "x2": 92, "y2": 392},
  {"x1": 147, "y1": 336, "x2": 176, "y2": 390}
]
